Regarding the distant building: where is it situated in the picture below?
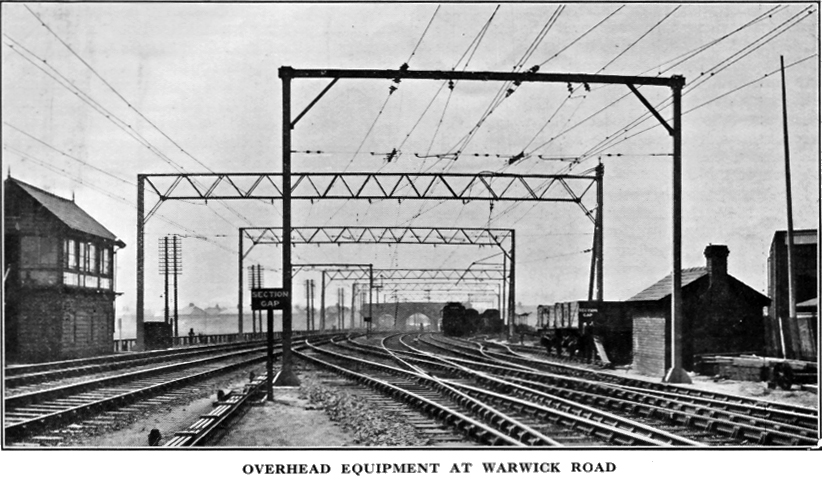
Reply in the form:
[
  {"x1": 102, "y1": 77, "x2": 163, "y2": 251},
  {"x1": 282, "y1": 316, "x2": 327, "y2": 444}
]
[
  {"x1": 4, "y1": 177, "x2": 125, "y2": 362},
  {"x1": 177, "y1": 302, "x2": 206, "y2": 318},
  {"x1": 626, "y1": 245, "x2": 770, "y2": 377},
  {"x1": 766, "y1": 229, "x2": 817, "y2": 360}
]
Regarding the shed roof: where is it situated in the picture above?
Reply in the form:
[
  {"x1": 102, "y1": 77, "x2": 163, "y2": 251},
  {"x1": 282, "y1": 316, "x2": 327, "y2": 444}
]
[
  {"x1": 626, "y1": 267, "x2": 708, "y2": 302},
  {"x1": 9, "y1": 178, "x2": 125, "y2": 246}
]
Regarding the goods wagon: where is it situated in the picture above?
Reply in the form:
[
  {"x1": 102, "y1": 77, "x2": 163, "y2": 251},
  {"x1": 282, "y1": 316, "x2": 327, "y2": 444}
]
[
  {"x1": 537, "y1": 301, "x2": 631, "y2": 365},
  {"x1": 441, "y1": 304, "x2": 505, "y2": 337}
]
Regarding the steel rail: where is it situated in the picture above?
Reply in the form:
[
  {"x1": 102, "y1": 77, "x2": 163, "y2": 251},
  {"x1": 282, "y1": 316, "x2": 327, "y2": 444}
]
[
  {"x1": 611, "y1": 384, "x2": 819, "y2": 432},
  {"x1": 441, "y1": 378, "x2": 700, "y2": 447},
  {"x1": 5, "y1": 335, "x2": 341, "y2": 441},
  {"x1": 6, "y1": 346, "x2": 269, "y2": 410},
  {"x1": 398, "y1": 335, "x2": 817, "y2": 446},
  {"x1": 449, "y1": 336, "x2": 819, "y2": 421},
  {"x1": 314, "y1": 339, "x2": 558, "y2": 446},
  {"x1": 296, "y1": 343, "x2": 527, "y2": 446},
  {"x1": 504, "y1": 376, "x2": 818, "y2": 444},
  {"x1": 350, "y1": 335, "x2": 698, "y2": 446},
  {"x1": 5, "y1": 340, "x2": 268, "y2": 389},
  {"x1": 5, "y1": 340, "x2": 260, "y2": 377},
  {"x1": 5, "y1": 349, "x2": 274, "y2": 441},
  {"x1": 493, "y1": 341, "x2": 819, "y2": 418}
]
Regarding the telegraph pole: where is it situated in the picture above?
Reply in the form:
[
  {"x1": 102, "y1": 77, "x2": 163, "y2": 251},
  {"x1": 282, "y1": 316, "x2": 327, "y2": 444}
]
[
  {"x1": 173, "y1": 235, "x2": 180, "y2": 338},
  {"x1": 163, "y1": 238, "x2": 169, "y2": 326},
  {"x1": 350, "y1": 284, "x2": 356, "y2": 329},
  {"x1": 320, "y1": 271, "x2": 326, "y2": 330},
  {"x1": 781, "y1": 55, "x2": 799, "y2": 358}
]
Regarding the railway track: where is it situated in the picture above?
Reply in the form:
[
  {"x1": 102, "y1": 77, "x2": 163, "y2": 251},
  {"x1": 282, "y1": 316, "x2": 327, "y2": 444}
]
[
  {"x1": 438, "y1": 334, "x2": 819, "y2": 428},
  {"x1": 350, "y1": 333, "x2": 818, "y2": 446},
  {"x1": 305, "y1": 335, "x2": 703, "y2": 446},
  {"x1": 4, "y1": 334, "x2": 340, "y2": 444},
  {"x1": 8, "y1": 330, "x2": 815, "y2": 447},
  {"x1": 5, "y1": 340, "x2": 268, "y2": 390}
]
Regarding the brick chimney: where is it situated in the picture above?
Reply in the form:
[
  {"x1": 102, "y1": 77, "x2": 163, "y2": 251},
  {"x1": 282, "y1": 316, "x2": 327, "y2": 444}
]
[{"x1": 704, "y1": 244, "x2": 729, "y2": 287}]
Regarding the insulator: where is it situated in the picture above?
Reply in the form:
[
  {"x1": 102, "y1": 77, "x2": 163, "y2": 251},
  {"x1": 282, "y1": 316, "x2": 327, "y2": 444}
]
[
  {"x1": 583, "y1": 82, "x2": 591, "y2": 92},
  {"x1": 529, "y1": 65, "x2": 540, "y2": 74},
  {"x1": 389, "y1": 85, "x2": 397, "y2": 94},
  {"x1": 448, "y1": 79, "x2": 454, "y2": 90}
]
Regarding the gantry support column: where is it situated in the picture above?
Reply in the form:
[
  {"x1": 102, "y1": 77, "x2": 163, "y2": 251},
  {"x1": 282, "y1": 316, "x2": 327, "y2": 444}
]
[
  {"x1": 136, "y1": 175, "x2": 145, "y2": 351},
  {"x1": 277, "y1": 67, "x2": 299, "y2": 386},
  {"x1": 238, "y1": 233, "x2": 244, "y2": 335},
  {"x1": 663, "y1": 77, "x2": 690, "y2": 384},
  {"x1": 320, "y1": 271, "x2": 326, "y2": 330},
  {"x1": 507, "y1": 230, "x2": 516, "y2": 340},
  {"x1": 596, "y1": 162, "x2": 604, "y2": 301}
]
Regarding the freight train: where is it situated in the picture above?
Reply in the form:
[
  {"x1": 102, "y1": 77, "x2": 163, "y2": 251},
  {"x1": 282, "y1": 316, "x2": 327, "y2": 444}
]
[
  {"x1": 441, "y1": 303, "x2": 504, "y2": 337},
  {"x1": 536, "y1": 301, "x2": 632, "y2": 365}
]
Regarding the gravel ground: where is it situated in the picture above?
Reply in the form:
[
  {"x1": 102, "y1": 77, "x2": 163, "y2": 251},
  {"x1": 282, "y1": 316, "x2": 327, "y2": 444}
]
[
  {"x1": 588, "y1": 365, "x2": 818, "y2": 409},
  {"x1": 26, "y1": 364, "x2": 265, "y2": 447},
  {"x1": 216, "y1": 365, "x2": 431, "y2": 447},
  {"x1": 501, "y1": 339, "x2": 819, "y2": 409},
  {"x1": 299, "y1": 369, "x2": 430, "y2": 446}
]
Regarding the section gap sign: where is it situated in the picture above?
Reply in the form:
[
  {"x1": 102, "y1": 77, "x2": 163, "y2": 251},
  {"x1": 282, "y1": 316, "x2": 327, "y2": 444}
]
[{"x1": 252, "y1": 288, "x2": 290, "y2": 311}]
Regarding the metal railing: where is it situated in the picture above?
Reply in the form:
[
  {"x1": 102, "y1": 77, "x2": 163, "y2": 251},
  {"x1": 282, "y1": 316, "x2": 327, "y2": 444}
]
[{"x1": 112, "y1": 329, "x2": 348, "y2": 352}]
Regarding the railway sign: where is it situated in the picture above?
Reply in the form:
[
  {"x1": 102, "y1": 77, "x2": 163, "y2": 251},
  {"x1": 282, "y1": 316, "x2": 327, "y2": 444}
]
[{"x1": 251, "y1": 288, "x2": 290, "y2": 311}]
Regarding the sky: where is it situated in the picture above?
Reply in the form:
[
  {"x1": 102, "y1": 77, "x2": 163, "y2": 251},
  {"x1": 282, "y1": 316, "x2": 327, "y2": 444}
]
[{"x1": 2, "y1": 2, "x2": 819, "y2": 324}]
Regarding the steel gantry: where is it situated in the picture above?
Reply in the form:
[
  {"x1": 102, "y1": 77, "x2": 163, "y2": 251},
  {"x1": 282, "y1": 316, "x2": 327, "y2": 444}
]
[
  {"x1": 290, "y1": 263, "x2": 373, "y2": 333},
  {"x1": 325, "y1": 268, "x2": 505, "y2": 282},
  {"x1": 136, "y1": 173, "x2": 599, "y2": 387},
  {"x1": 236, "y1": 226, "x2": 516, "y2": 336},
  {"x1": 278, "y1": 67, "x2": 686, "y2": 383}
]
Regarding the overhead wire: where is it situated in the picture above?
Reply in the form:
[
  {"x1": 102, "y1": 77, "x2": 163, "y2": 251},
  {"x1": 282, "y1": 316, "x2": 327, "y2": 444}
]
[
  {"x1": 584, "y1": 53, "x2": 817, "y2": 156},
  {"x1": 485, "y1": 6, "x2": 682, "y2": 225},
  {"x1": 400, "y1": 6, "x2": 566, "y2": 236},
  {"x1": 580, "y1": 5, "x2": 815, "y2": 158},
  {"x1": 405, "y1": 5, "x2": 441, "y2": 65},
  {"x1": 22, "y1": 6, "x2": 263, "y2": 227},
  {"x1": 4, "y1": 122, "x2": 136, "y2": 187},
  {"x1": 443, "y1": 6, "x2": 564, "y2": 162},
  {"x1": 502, "y1": 8, "x2": 813, "y2": 233},
  {"x1": 597, "y1": 6, "x2": 680, "y2": 73},
  {"x1": 536, "y1": 5, "x2": 626, "y2": 67},
  {"x1": 2, "y1": 35, "x2": 246, "y2": 231},
  {"x1": 522, "y1": 5, "x2": 681, "y2": 163},
  {"x1": 319, "y1": 4, "x2": 445, "y2": 233},
  {"x1": 3, "y1": 146, "x2": 238, "y2": 253},
  {"x1": 505, "y1": 9, "x2": 814, "y2": 239}
]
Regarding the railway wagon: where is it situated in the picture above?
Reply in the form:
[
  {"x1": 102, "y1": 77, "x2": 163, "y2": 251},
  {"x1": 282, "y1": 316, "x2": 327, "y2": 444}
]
[
  {"x1": 537, "y1": 301, "x2": 631, "y2": 365},
  {"x1": 479, "y1": 309, "x2": 504, "y2": 335},
  {"x1": 441, "y1": 302, "x2": 468, "y2": 336},
  {"x1": 441, "y1": 303, "x2": 499, "y2": 337}
]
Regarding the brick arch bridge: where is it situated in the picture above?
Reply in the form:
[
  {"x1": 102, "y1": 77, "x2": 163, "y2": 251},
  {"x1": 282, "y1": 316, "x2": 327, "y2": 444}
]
[{"x1": 362, "y1": 302, "x2": 445, "y2": 330}]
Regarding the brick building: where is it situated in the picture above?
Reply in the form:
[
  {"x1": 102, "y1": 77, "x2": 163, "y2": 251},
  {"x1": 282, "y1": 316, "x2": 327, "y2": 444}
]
[
  {"x1": 766, "y1": 229, "x2": 817, "y2": 360},
  {"x1": 4, "y1": 177, "x2": 125, "y2": 362},
  {"x1": 626, "y1": 245, "x2": 770, "y2": 377}
]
